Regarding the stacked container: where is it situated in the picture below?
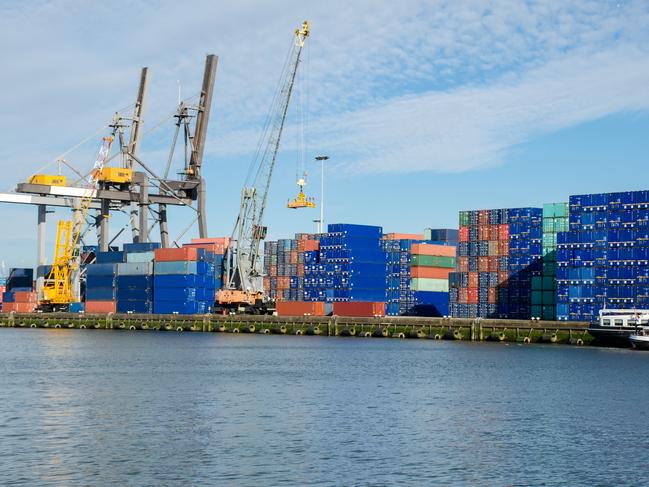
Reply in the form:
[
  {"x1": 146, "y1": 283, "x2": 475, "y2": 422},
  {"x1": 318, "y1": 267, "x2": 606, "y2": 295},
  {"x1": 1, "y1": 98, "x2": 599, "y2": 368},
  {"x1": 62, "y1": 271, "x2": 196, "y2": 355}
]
[
  {"x1": 535, "y1": 203, "x2": 569, "y2": 319},
  {"x1": 424, "y1": 228, "x2": 459, "y2": 245},
  {"x1": 85, "y1": 251, "x2": 122, "y2": 313},
  {"x1": 451, "y1": 208, "x2": 542, "y2": 318},
  {"x1": 116, "y1": 243, "x2": 158, "y2": 313},
  {"x1": 153, "y1": 247, "x2": 216, "y2": 314},
  {"x1": 556, "y1": 190, "x2": 649, "y2": 321},
  {"x1": 263, "y1": 235, "x2": 319, "y2": 301},
  {"x1": 182, "y1": 237, "x2": 228, "y2": 294},
  {"x1": 408, "y1": 243, "x2": 454, "y2": 316},
  {"x1": 307, "y1": 224, "x2": 387, "y2": 303}
]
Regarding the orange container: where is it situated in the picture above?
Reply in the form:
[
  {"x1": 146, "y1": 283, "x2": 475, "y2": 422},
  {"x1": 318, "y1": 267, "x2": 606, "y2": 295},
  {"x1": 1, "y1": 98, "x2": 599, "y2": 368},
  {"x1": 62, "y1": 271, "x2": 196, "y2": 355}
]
[
  {"x1": 297, "y1": 240, "x2": 306, "y2": 252},
  {"x1": 191, "y1": 237, "x2": 230, "y2": 246},
  {"x1": 410, "y1": 267, "x2": 453, "y2": 279},
  {"x1": 269, "y1": 266, "x2": 277, "y2": 277},
  {"x1": 410, "y1": 243, "x2": 456, "y2": 257},
  {"x1": 183, "y1": 242, "x2": 227, "y2": 255},
  {"x1": 2, "y1": 302, "x2": 37, "y2": 313},
  {"x1": 478, "y1": 210, "x2": 489, "y2": 226},
  {"x1": 154, "y1": 247, "x2": 200, "y2": 261},
  {"x1": 276, "y1": 277, "x2": 290, "y2": 290},
  {"x1": 276, "y1": 301, "x2": 326, "y2": 316},
  {"x1": 488, "y1": 288, "x2": 497, "y2": 304},
  {"x1": 263, "y1": 277, "x2": 271, "y2": 292},
  {"x1": 478, "y1": 225, "x2": 490, "y2": 241},
  {"x1": 489, "y1": 225, "x2": 499, "y2": 241},
  {"x1": 467, "y1": 288, "x2": 478, "y2": 304},
  {"x1": 498, "y1": 240, "x2": 509, "y2": 256},
  {"x1": 382, "y1": 233, "x2": 425, "y2": 241},
  {"x1": 296, "y1": 264, "x2": 304, "y2": 277},
  {"x1": 458, "y1": 288, "x2": 468, "y2": 304},
  {"x1": 498, "y1": 224, "x2": 509, "y2": 241},
  {"x1": 459, "y1": 226, "x2": 469, "y2": 242},
  {"x1": 304, "y1": 240, "x2": 319, "y2": 251},
  {"x1": 13, "y1": 291, "x2": 38, "y2": 303},
  {"x1": 498, "y1": 271, "x2": 509, "y2": 287},
  {"x1": 488, "y1": 256, "x2": 499, "y2": 273},
  {"x1": 333, "y1": 301, "x2": 385, "y2": 317},
  {"x1": 478, "y1": 256, "x2": 489, "y2": 272},
  {"x1": 458, "y1": 256, "x2": 468, "y2": 273},
  {"x1": 289, "y1": 250, "x2": 298, "y2": 264},
  {"x1": 85, "y1": 300, "x2": 117, "y2": 313},
  {"x1": 468, "y1": 272, "x2": 478, "y2": 288}
]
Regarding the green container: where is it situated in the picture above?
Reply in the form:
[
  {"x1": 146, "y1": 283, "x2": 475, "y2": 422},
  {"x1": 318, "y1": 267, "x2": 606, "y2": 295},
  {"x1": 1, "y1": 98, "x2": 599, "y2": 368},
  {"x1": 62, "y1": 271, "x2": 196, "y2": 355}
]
[
  {"x1": 532, "y1": 276, "x2": 544, "y2": 290},
  {"x1": 554, "y1": 218, "x2": 569, "y2": 232},
  {"x1": 542, "y1": 290, "x2": 555, "y2": 304},
  {"x1": 531, "y1": 305, "x2": 543, "y2": 319},
  {"x1": 459, "y1": 211, "x2": 469, "y2": 226},
  {"x1": 543, "y1": 218, "x2": 554, "y2": 232},
  {"x1": 554, "y1": 203, "x2": 568, "y2": 218},
  {"x1": 410, "y1": 278, "x2": 449, "y2": 292},
  {"x1": 542, "y1": 233, "x2": 557, "y2": 246},
  {"x1": 543, "y1": 203, "x2": 555, "y2": 218},
  {"x1": 532, "y1": 290, "x2": 543, "y2": 304},
  {"x1": 543, "y1": 261, "x2": 556, "y2": 276},
  {"x1": 543, "y1": 248, "x2": 557, "y2": 261},
  {"x1": 542, "y1": 276, "x2": 555, "y2": 289},
  {"x1": 542, "y1": 305, "x2": 556, "y2": 320},
  {"x1": 411, "y1": 254, "x2": 456, "y2": 268}
]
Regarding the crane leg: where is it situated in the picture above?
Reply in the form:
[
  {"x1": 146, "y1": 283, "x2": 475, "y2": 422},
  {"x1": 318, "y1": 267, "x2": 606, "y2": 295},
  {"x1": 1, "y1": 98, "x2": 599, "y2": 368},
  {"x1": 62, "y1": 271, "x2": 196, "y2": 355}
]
[
  {"x1": 99, "y1": 199, "x2": 110, "y2": 252},
  {"x1": 36, "y1": 204, "x2": 47, "y2": 299},
  {"x1": 197, "y1": 177, "x2": 208, "y2": 238},
  {"x1": 159, "y1": 203, "x2": 169, "y2": 248}
]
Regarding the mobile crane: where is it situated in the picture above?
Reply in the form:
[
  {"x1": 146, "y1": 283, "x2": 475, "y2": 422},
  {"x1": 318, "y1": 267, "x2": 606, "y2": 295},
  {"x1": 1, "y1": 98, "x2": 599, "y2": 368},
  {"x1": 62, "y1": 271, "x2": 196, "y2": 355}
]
[{"x1": 219, "y1": 21, "x2": 310, "y2": 312}]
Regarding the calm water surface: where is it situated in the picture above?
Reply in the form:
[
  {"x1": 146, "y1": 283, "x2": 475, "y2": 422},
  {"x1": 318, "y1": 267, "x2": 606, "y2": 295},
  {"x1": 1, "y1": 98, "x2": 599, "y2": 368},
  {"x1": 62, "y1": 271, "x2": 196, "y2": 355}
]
[{"x1": 0, "y1": 329, "x2": 648, "y2": 486}]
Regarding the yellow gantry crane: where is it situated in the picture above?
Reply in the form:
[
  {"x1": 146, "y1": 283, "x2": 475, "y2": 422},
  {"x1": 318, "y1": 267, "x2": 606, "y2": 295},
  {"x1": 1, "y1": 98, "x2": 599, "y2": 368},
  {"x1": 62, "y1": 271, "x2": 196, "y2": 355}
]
[
  {"x1": 40, "y1": 136, "x2": 115, "y2": 309},
  {"x1": 287, "y1": 175, "x2": 316, "y2": 209}
]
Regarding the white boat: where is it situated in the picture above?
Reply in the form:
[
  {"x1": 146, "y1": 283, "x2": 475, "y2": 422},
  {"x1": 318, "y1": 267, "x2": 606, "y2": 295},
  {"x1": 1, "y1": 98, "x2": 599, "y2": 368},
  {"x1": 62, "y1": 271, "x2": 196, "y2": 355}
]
[
  {"x1": 630, "y1": 327, "x2": 649, "y2": 350},
  {"x1": 588, "y1": 309, "x2": 649, "y2": 346}
]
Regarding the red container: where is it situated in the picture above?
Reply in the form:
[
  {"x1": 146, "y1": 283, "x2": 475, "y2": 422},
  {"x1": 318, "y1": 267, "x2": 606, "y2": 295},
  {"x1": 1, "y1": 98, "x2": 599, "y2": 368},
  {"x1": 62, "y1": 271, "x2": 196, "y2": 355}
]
[
  {"x1": 382, "y1": 233, "x2": 425, "y2": 241},
  {"x1": 154, "y1": 247, "x2": 200, "y2": 262},
  {"x1": 297, "y1": 240, "x2": 305, "y2": 252},
  {"x1": 478, "y1": 210, "x2": 489, "y2": 226},
  {"x1": 498, "y1": 271, "x2": 509, "y2": 287},
  {"x1": 183, "y1": 242, "x2": 227, "y2": 255},
  {"x1": 467, "y1": 288, "x2": 478, "y2": 304},
  {"x1": 410, "y1": 243, "x2": 456, "y2": 257},
  {"x1": 276, "y1": 301, "x2": 326, "y2": 316},
  {"x1": 411, "y1": 267, "x2": 453, "y2": 279},
  {"x1": 459, "y1": 226, "x2": 469, "y2": 242},
  {"x1": 478, "y1": 225, "x2": 490, "y2": 241},
  {"x1": 468, "y1": 272, "x2": 478, "y2": 288},
  {"x1": 276, "y1": 277, "x2": 290, "y2": 290},
  {"x1": 488, "y1": 288, "x2": 497, "y2": 304},
  {"x1": 488, "y1": 256, "x2": 499, "y2": 273},
  {"x1": 296, "y1": 264, "x2": 304, "y2": 277},
  {"x1": 333, "y1": 302, "x2": 385, "y2": 317},
  {"x1": 289, "y1": 250, "x2": 298, "y2": 265},
  {"x1": 85, "y1": 300, "x2": 117, "y2": 313},
  {"x1": 478, "y1": 256, "x2": 489, "y2": 272},
  {"x1": 304, "y1": 240, "x2": 319, "y2": 251},
  {"x1": 458, "y1": 287, "x2": 468, "y2": 304},
  {"x1": 458, "y1": 256, "x2": 468, "y2": 273},
  {"x1": 498, "y1": 224, "x2": 509, "y2": 241},
  {"x1": 191, "y1": 237, "x2": 230, "y2": 246},
  {"x1": 489, "y1": 225, "x2": 499, "y2": 241},
  {"x1": 13, "y1": 291, "x2": 38, "y2": 303},
  {"x1": 498, "y1": 240, "x2": 510, "y2": 256}
]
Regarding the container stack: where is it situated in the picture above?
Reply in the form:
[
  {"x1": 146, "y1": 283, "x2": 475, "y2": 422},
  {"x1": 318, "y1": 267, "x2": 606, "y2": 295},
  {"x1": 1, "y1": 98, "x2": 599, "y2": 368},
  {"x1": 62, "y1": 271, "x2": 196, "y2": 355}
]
[
  {"x1": 153, "y1": 247, "x2": 216, "y2": 314},
  {"x1": 556, "y1": 190, "x2": 649, "y2": 321},
  {"x1": 382, "y1": 238, "x2": 417, "y2": 316},
  {"x1": 2, "y1": 268, "x2": 37, "y2": 313},
  {"x1": 182, "y1": 237, "x2": 229, "y2": 293},
  {"x1": 310, "y1": 224, "x2": 387, "y2": 304},
  {"x1": 424, "y1": 228, "x2": 459, "y2": 246},
  {"x1": 451, "y1": 208, "x2": 542, "y2": 318},
  {"x1": 85, "y1": 251, "x2": 122, "y2": 313},
  {"x1": 115, "y1": 243, "x2": 158, "y2": 314},
  {"x1": 534, "y1": 203, "x2": 569, "y2": 320},
  {"x1": 409, "y1": 243, "x2": 455, "y2": 316},
  {"x1": 263, "y1": 234, "x2": 320, "y2": 301}
]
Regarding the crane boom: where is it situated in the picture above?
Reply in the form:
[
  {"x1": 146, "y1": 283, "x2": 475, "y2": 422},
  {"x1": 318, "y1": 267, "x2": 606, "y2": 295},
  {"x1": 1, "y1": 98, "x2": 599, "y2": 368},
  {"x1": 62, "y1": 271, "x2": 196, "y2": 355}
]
[
  {"x1": 41, "y1": 136, "x2": 114, "y2": 306},
  {"x1": 222, "y1": 21, "x2": 310, "y2": 303}
]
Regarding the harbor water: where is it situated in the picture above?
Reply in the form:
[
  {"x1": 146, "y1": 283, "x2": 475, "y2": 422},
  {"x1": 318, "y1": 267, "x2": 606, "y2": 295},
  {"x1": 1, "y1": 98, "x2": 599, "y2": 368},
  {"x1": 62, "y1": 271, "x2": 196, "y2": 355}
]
[{"x1": 1, "y1": 329, "x2": 648, "y2": 485}]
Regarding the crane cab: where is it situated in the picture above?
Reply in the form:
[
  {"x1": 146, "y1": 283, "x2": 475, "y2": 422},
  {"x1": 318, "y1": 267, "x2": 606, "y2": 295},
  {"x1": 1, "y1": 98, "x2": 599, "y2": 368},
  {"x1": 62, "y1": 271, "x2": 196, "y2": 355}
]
[
  {"x1": 28, "y1": 174, "x2": 67, "y2": 186},
  {"x1": 97, "y1": 167, "x2": 132, "y2": 184}
]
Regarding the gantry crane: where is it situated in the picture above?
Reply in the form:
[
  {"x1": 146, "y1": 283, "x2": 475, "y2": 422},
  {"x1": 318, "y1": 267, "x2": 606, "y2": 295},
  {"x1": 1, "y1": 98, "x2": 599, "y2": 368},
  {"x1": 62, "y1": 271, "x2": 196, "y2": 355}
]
[
  {"x1": 40, "y1": 136, "x2": 114, "y2": 310},
  {"x1": 219, "y1": 21, "x2": 310, "y2": 310}
]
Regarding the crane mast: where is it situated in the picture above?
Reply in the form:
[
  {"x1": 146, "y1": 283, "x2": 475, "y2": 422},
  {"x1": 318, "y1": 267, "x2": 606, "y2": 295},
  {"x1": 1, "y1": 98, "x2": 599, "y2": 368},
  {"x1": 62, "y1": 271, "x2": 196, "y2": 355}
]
[{"x1": 224, "y1": 21, "x2": 310, "y2": 300}]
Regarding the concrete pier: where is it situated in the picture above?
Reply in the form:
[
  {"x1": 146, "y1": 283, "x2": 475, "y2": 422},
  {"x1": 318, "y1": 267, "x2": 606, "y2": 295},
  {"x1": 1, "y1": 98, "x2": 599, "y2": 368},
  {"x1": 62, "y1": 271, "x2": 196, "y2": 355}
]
[{"x1": 0, "y1": 313, "x2": 594, "y2": 345}]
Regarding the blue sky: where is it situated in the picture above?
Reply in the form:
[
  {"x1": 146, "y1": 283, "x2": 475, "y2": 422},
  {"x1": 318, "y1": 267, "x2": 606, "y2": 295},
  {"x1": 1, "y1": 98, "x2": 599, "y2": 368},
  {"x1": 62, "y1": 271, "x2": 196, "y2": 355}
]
[{"x1": 1, "y1": 0, "x2": 648, "y2": 269}]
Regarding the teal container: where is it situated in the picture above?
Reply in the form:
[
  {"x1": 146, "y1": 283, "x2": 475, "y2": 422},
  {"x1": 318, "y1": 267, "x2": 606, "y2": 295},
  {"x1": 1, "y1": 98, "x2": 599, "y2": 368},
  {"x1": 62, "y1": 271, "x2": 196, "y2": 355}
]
[
  {"x1": 542, "y1": 305, "x2": 556, "y2": 320},
  {"x1": 542, "y1": 290, "x2": 555, "y2": 304},
  {"x1": 542, "y1": 276, "x2": 555, "y2": 289},
  {"x1": 532, "y1": 290, "x2": 543, "y2": 305},
  {"x1": 531, "y1": 305, "x2": 543, "y2": 319},
  {"x1": 116, "y1": 262, "x2": 153, "y2": 276},
  {"x1": 532, "y1": 277, "x2": 544, "y2": 290}
]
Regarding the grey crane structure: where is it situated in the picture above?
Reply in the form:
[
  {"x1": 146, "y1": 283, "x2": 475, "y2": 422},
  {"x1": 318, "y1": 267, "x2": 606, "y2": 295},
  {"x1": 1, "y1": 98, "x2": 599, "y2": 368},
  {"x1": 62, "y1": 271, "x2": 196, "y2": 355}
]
[
  {"x1": 223, "y1": 21, "x2": 310, "y2": 301},
  {"x1": 0, "y1": 54, "x2": 218, "y2": 295}
]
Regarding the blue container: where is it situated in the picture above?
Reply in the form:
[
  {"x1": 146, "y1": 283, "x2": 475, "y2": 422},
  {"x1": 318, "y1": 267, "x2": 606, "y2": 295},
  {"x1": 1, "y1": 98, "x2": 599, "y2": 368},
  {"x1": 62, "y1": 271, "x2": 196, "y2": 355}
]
[
  {"x1": 154, "y1": 287, "x2": 198, "y2": 301},
  {"x1": 86, "y1": 275, "x2": 115, "y2": 288},
  {"x1": 69, "y1": 302, "x2": 85, "y2": 313},
  {"x1": 123, "y1": 242, "x2": 161, "y2": 253},
  {"x1": 86, "y1": 264, "x2": 118, "y2": 276},
  {"x1": 116, "y1": 275, "x2": 151, "y2": 288},
  {"x1": 117, "y1": 300, "x2": 152, "y2": 314},
  {"x1": 153, "y1": 274, "x2": 206, "y2": 288},
  {"x1": 86, "y1": 286, "x2": 115, "y2": 301},
  {"x1": 116, "y1": 288, "x2": 152, "y2": 301},
  {"x1": 96, "y1": 251, "x2": 125, "y2": 264},
  {"x1": 116, "y1": 262, "x2": 153, "y2": 276},
  {"x1": 2, "y1": 291, "x2": 15, "y2": 303},
  {"x1": 154, "y1": 261, "x2": 208, "y2": 275},
  {"x1": 153, "y1": 300, "x2": 208, "y2": 315}
]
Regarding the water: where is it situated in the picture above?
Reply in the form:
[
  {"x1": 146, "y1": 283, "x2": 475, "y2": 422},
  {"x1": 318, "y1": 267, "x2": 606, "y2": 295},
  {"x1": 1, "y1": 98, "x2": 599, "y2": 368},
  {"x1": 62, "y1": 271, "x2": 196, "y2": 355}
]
[{"x1": 1, "y1": 329, "x2": 648, "y2": 486}]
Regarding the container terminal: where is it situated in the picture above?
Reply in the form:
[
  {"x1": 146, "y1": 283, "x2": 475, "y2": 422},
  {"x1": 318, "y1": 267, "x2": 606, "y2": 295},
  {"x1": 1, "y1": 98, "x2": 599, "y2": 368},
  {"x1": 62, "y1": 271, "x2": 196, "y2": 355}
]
[{"x1": 0, "y1": 21, "x2": 646, "y2": 348}]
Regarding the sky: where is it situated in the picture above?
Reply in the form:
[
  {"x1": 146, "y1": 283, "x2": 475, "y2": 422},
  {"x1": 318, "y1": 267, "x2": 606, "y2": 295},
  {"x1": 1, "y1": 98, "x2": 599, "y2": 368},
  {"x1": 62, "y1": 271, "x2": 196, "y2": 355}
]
[{"x1": 0, "y1": 0, "x2": 648, "y2": 270}]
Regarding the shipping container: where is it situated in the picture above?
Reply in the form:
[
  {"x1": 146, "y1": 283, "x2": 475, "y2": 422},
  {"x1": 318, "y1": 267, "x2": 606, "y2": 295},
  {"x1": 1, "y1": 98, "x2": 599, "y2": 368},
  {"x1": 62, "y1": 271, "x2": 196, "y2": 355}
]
[
  {"x1": 276, "y1": 301, "x2": 327, "y2": 316},
  {"x1": 332, "y1": 301, "x2": 385, "y2": 317}
]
